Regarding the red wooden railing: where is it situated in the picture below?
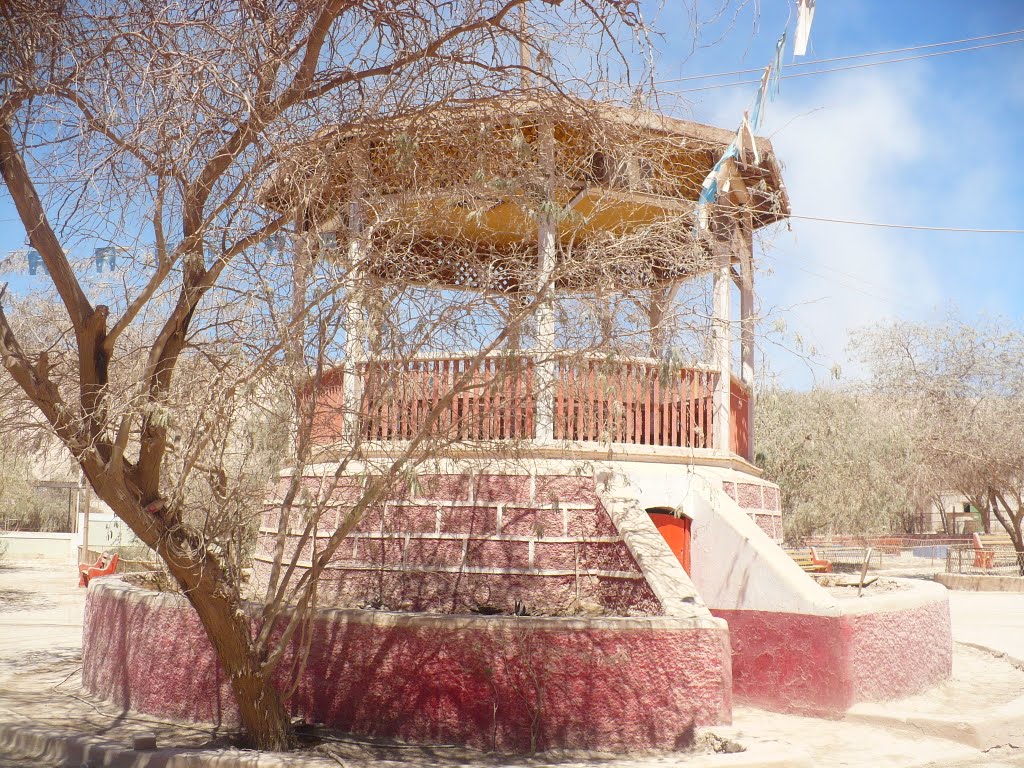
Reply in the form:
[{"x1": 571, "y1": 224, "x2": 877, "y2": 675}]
[
  {"x1": 359, "y1": 356, "x2": 535, "y2": 442},
  {"x1": 308, "y1": 354, "x2": 728, "y2": 452},
  {"x1": 308, "y1": 368, "x2": 345, "y2": 446},
  {"x1": 553, "y1": 357, "x2": 717, "y2": 448},
  {"x1": 730, "y1": 376, "x2": 751, "y2": 461}
]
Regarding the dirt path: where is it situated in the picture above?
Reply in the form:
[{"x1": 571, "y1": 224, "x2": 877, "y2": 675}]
[{"x1": 2, "y1": 562, "x2": 1024, "y2": 767}]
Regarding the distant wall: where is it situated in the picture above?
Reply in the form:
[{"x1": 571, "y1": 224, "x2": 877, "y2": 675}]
[
  {"x1": 936, "y1": 573, "x2": 1024, "y2": 592},
  {"x1": 1, "y1": 498, "x2": 148, "y2": 564},
  {"x1": 77, "y1": 508, "x2": 145, "y2": 554},
  {"x1": 83, "y1": 580, "x2": 732, "y2": 753},
  {"x1": 0, "y1": 531, "x2": 75, "y2": 561}
]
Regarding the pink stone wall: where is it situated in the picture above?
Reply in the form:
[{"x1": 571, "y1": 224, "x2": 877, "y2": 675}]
[
  {"x1": 81, "y1": 587, "x2": 235, "y2": 725},
  {"x1": 736, "y1": 482, "x2": 763, "y2": 509},
  {"x1": 753, "y1": 513, "x2": 783, "y2": 541},
  {"x1": 83, "y1": 582, "x2": 732, "y2": 753},
  {"x1": 720, "y1": 478, "x2": 783, "y2": 544},
  {"x1": 256, "y1": 473, "x2": 659, "y2": 616},
  {"x1": 711, "y1": 598, "x2": 952, "y2": 716}
]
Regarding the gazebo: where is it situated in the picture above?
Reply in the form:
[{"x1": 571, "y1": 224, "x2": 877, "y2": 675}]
[
  {"x1": 243, "y1": 98, "x2": 951, "y2": 749},
  {"x1": 81, "y1": 100, "x2": 952, "y2": 756},
  {"x1": 262, "y1": 99, "x2": 789, "y2": 470}
]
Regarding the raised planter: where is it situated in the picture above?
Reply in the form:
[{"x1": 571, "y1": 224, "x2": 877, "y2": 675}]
[{"x1": 82, "y1": 580, "x2": 732, "y2": 753}]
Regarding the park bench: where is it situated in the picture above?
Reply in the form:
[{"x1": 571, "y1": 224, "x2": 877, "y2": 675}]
[
  {"x1": 78, "y1": 552, "x2": 119, "y2": 587},
  {"x1": 787, "y1": 548, "x2": 832, "y2": 573}
]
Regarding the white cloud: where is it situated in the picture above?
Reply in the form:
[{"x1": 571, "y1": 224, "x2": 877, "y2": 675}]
[{"x1": 698, "y1": 69, "x2": 947, "y2": 387}]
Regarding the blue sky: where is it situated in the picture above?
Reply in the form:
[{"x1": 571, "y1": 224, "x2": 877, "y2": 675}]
[
  {"x1": 1, "y1": 1, "x2": 1022, "y2": 388},
  {"x1": 651, "y1": 0, "x2": 1024, "y2": 386}
]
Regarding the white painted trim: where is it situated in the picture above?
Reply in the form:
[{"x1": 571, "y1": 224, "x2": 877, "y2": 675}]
[
  {"x1": 304, "y1": 443, "x2": 764, "y2": 475},
  {"x1": 257, "y1": 528, "x2": 623, "y2": 544},
  {"x1": 249, "y1": 554, "x2": 645, "y2": 580}
]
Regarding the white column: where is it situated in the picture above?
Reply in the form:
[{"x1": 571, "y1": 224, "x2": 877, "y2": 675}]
[
  {"x1": 287, "y1": 232, "x2": 313, "y2": 462},
  {"x1": 648, "y1": 282, "x2": 680, "y2": 358},
  {"x1": 740, "y1": 265, "x2": 754, "y2": 384},
  {"x1": 712, "y1": 226, "x2": 732, "y2": 453},
  {"x1": 534, "y1": 119, "x2": 557, "y2": 441},
  {"x1": 535, "y1": 210, "x2": 557, "y2": 441},
  {"x1": 739, "y1": 227, "x2": 755, "y2": 460},
  {"x1": 343, "y1": 200, "x2": 367, "y2": 442},
  {"x1": 505, "y1": 290, "x2": 525, "y2": 350},
  {"x1": 79, "y1": 480, "x2": 91, "y2": 563}
]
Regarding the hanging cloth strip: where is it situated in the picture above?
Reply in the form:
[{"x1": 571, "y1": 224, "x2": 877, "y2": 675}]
[
  {"x1": 794, "y1": 0, "x2": 816, "y2": 57},
  {"x1": 695, "y1": 112, "x2": 759, "y2": 230},
  {"x1": 751, "y1": 65, "x2": 771, "y2": 130},
  {"x1": 27, "y1": 249, "x2": 43, "y2": 276},
  {"x1": 770, "y1": 32, "x2": 786, "y2": 95},
  {"x1": 695, "y1": 30, "x2": 786, "y2": 231},
  {"x1": 740, "y1": 111, "x2": 759, "y2": 164},
  {"x1": 94, "y1": 246, "x2": 117, "y2": 273},
  {"x1": 695, "y1": 146, "x2": 733, "y2": 231}
]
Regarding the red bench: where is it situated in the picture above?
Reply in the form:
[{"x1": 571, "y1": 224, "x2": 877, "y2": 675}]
[
  {"x1": 786, "y1": 548, "x2": 833, "y2": 573},
  {"x1": 78, "y1": 552, "x2": 119, "y2": 587}
]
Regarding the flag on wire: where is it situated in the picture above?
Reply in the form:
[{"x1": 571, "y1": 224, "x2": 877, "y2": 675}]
[
  {"x1": 27, "y1": 249, "x2": 44, "y2": 276},
  {"x1": 94, "y1": 246, "x2": 118, "y2": 273}
]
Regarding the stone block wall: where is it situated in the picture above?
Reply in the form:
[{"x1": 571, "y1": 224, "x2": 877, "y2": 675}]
[
  {"x1": 254, "y1": 472, "x2": 660, "y2": 616},
  {"x1": 721, "y1": 478, "x2": 783, "y2": 542}
]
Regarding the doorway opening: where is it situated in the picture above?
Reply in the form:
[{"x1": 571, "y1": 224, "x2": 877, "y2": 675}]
[{"x1": 647, "y1": 507, "x2": 691, "y2": 575}]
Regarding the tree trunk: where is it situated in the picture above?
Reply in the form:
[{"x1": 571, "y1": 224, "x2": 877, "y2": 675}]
[
  {"x1": 89, "y1": 470, "x2": 294, "y2": 750},
  {"x1": 187, "y1": 586, "x2": 294, "y2": 751},
  {"x1": 988, "y1": 489, "x2": 1024, "y2": 578}
]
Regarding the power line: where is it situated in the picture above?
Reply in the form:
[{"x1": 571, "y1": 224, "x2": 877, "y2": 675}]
[
  {"x1": 666, "y1": 36, "x2": 1024, "y2": 94},
  {"x1": 657, "y1": 27, "x2": 1024, "y2": 84},
  {"x1": 764, "y1": 252, "x2": 917, "y2": 310},
  {"x1": 788, "y1": 213, "x2": 1024, "y2": 234}
]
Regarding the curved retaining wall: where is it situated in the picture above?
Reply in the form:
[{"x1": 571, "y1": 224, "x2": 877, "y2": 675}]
[
  {"x1": 712, "y1": 591, "x2": 951, "y2": 715},
  {"x1": 83, "y1": 580, "x2": 732, "y2": 753},
  {"x1": 609, "y1": 465, "x2": 954, "y2": 716}
]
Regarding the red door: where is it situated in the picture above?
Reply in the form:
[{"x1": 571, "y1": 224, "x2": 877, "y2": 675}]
[{"x1": 649, "y1": 511, "x2": 691, "y2": 575}]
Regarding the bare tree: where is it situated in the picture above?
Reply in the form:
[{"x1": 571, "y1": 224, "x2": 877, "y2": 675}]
[
  {"x1": 0, "y1": 0, "x2": 753, "y2": 750},
  {"x1": 755, "y1": 386, "x2": 934, "y2": 541},
  {"x1": 852, "y1": 317, "x2": 1024, "y2": 569}
]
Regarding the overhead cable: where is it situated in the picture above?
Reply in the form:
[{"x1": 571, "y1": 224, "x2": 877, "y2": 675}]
[
  {"x1": 787, "y1": 213, "x2": 1024, "y2": 234},
  {"x1": 657, "y1": 27, "x2": 1024, "y2": 84},
  {"x1": 666, "y1": 36, "x2": 1024, "y2": 94}
]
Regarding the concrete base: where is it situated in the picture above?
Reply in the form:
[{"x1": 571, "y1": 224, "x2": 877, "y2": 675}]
[
  {"x1": 935, "y1": 573, "x2": 1024, "y2": 592},
  {"x1": 9, "y1": 559, "x2": 1024, "y2": 768},
  {"x1": 847, "y1": 699, "x2": 1024, "y2": 751}
]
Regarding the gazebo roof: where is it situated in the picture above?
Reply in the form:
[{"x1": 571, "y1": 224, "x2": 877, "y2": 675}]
[{"x1": 262, "y1": 97, "x2": 789, "y2": 291}]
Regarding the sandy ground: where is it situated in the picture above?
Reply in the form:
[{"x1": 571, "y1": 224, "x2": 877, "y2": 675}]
[{"x1": 2, "y1": 560, "x2": 1024, "y2": 767}]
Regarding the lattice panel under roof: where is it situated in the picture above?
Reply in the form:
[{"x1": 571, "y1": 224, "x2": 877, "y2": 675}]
[{"x1": 368, "y1": 238, "x2": 529, "y2": 293}]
